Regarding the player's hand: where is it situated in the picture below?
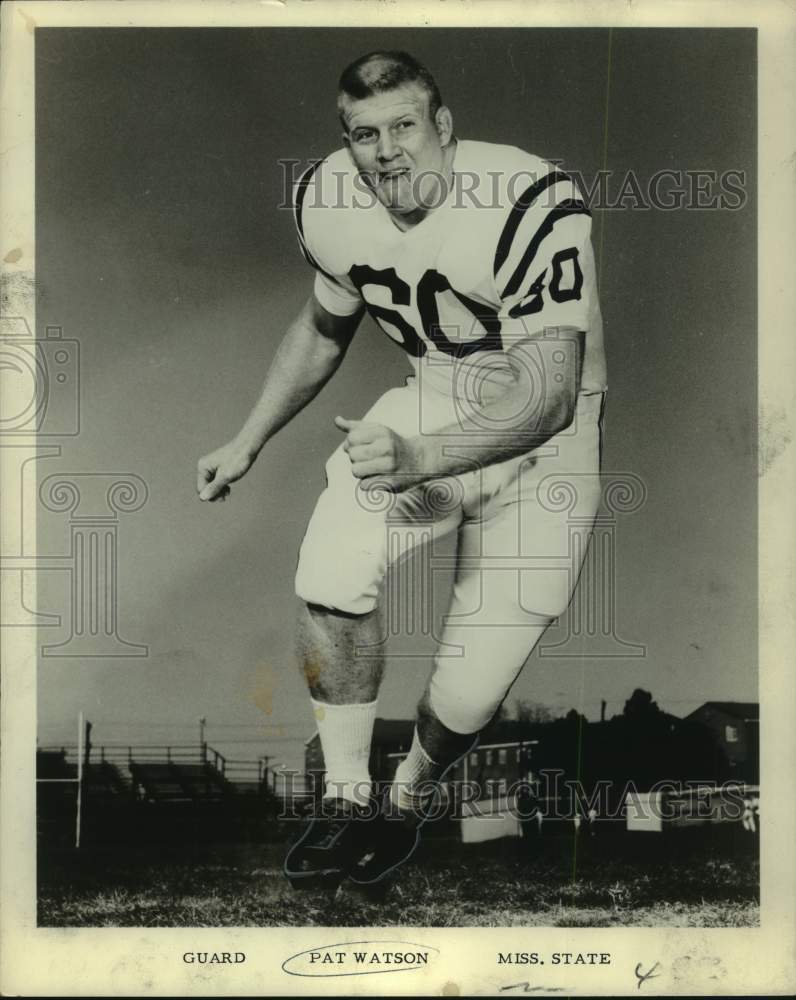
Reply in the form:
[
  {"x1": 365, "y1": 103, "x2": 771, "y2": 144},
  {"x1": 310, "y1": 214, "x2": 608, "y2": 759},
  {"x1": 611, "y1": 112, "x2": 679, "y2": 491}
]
[
  {"x1": 196, "y1": 440, "x2": 256, "y2": 502},
  {"x1": 335, "y1": 416, "x2": 424, "y2": 491}
]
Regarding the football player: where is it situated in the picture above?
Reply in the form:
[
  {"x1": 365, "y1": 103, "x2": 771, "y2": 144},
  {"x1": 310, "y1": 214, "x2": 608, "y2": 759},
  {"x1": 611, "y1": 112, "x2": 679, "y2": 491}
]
[{"x1": 197, "y1": 50, "x2": 607, "y2": 888}]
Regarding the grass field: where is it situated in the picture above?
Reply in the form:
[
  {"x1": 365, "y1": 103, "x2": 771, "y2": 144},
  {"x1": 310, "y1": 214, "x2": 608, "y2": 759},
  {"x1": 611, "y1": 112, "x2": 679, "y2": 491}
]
[{"x1": 38, "y1": 826, "x2": 759, "y2": 928}]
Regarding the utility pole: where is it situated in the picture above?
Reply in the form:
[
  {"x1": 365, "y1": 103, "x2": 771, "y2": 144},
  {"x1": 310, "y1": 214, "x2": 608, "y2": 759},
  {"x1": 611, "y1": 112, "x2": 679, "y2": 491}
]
[{"x1": 199, "y1": 716, "x2": 207, "y2": 762}]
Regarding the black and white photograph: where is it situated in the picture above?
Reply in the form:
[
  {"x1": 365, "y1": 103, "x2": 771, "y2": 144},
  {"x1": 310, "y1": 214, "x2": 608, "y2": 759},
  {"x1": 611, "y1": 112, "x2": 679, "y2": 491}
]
[{"x1": 1, "y1": 1, "x2": 794, "y2": 996}]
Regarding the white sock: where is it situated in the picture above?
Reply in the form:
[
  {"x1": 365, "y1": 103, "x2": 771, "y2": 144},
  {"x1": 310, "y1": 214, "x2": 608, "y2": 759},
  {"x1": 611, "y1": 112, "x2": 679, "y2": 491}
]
[
  {"x1": 390, "y1": 728, "x2": 445, "y2": 815},
  {"x1": 311, "y1": 697, "x2": 376, "y2": 807}
]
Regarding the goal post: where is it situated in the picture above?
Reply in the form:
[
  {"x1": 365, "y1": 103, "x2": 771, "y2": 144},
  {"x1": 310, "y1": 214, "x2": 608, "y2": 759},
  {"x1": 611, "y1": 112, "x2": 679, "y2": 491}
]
[{"x1": 35, "y1": 711, "x2": 88, "y2": 849}]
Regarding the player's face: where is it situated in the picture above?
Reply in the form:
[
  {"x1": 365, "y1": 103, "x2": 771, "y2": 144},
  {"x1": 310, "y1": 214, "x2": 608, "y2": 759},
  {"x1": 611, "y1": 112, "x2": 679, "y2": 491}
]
[{"x1": 342, "y1": 84, "x2": 453, "y2": 222}]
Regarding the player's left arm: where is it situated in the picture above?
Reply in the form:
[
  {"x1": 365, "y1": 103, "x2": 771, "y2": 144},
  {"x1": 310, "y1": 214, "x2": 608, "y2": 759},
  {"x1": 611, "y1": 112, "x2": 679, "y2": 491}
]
[{"x1": 335, "y1": 325, "x2": 584, "y2": 490}]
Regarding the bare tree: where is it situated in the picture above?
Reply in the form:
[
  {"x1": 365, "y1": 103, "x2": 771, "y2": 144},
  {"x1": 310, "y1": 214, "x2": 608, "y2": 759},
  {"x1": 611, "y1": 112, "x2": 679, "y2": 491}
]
[{"x1": 514, "y1": 700, "x2": 554, "y2": 724}]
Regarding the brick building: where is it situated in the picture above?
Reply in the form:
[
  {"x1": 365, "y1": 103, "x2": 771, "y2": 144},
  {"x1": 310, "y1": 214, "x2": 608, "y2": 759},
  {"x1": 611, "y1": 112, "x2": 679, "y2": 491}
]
[
  {"x1": 685, "y1": 701, "x2": 759, "y2": 783},
  {"x1": 304, "y1": 718, "x2": 537, "y2": 801}
]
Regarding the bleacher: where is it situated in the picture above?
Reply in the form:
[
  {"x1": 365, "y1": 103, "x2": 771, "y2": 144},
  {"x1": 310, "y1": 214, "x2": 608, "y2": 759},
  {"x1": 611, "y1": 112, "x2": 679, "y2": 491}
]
[
  {"x1": 36, "y1": 742, "x2": 288, "y2": 844},
  {"x1": 130, "y1": 761, "x2": 231, "y2": 803},
  {"x1": 85, "y1": 761, "x2": 132, "y2": 797},
  {"x1": 36, "y1": 743, "x2": 269, "y2": 805},
  {"x1": 131, "y1": 763, "x2": 193, "y2": 803},
  {"x1": 37, "y1": 749, "x2": 76, "y2": 781}
]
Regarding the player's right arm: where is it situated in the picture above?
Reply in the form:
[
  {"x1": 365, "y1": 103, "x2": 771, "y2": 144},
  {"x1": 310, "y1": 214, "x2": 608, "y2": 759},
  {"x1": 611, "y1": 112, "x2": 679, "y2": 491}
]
[{"x1": 196, "y1": 292, "x2": 363, "y2": 502}]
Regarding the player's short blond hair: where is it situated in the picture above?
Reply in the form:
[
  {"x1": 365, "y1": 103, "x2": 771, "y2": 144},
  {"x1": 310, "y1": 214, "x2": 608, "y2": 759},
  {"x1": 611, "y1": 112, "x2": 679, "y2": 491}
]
[{"x1": 337, "y1": 51, "x2": 443, "y2": 129}]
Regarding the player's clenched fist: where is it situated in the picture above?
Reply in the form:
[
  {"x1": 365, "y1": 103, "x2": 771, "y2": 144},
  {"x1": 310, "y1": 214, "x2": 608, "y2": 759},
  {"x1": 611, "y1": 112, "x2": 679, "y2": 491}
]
[
  {"x1": 196, "y1": 440, "x2": 255, "y2": 502},
  {"x1": 335, "y1": 416, "x2": 424, "y2": 491}
]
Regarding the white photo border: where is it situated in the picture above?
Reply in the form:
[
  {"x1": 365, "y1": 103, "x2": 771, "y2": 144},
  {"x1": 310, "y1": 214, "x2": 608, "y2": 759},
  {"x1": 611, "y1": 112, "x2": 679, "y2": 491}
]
[{"x1": 1, "y1": 1, "x2": 794, "y2": 995}]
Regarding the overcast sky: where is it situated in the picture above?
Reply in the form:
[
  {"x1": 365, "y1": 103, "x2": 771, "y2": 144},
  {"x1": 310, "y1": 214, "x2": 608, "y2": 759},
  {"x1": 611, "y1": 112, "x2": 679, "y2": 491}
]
[{"x1": 34, "y1": 28, "x2": 757, "y2": 773}]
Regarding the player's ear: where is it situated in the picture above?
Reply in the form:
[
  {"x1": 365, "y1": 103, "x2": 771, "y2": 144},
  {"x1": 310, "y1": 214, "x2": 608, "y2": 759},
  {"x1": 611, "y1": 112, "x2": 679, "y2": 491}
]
[
  {"x1": 338, "y1": 101, "x2": 352, "y2": 150},
  {"x1": 435, "y1": 106, "x2": 453, "y2": 146}
]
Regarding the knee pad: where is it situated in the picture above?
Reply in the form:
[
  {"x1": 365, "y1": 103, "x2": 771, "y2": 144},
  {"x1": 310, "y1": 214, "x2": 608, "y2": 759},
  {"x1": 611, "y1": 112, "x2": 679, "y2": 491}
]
[
  {"x1": 428, "y1": 618, "x2": 552, "y2": 734},
  {"x1": 294, "y1": 552, "x2": 379, "y2": 616},
  {"x1": 294, "y1": 524, "x2": 382, "y2": 615},
  {"x1": 428, "y1": 670, "x2": 504, "y2": 735}
]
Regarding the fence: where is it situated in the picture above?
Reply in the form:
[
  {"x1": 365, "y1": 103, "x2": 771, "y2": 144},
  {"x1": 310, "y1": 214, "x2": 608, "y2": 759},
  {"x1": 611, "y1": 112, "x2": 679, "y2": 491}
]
[
  {"x1": 38, "y1": 741, "x2": 274, "y2": 782},
  {"x1": 36, "y1": 736, "x2": 281, "y2": 846}
]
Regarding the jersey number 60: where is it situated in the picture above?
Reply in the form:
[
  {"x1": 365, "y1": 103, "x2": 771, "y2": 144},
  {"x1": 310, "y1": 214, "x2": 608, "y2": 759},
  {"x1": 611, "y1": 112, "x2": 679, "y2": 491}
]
[{"x1": 349, "y1": 253, "x2": 581, "y2": 359}]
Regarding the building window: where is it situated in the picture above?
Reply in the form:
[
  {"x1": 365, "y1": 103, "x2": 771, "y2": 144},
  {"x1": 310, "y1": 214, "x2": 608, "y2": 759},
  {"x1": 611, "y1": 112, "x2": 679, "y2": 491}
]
[
  {"x1": 725, "y1": 725, "x2": 739, "y2": 743},
  {"x1": 487, "y1": 778, "x2": 503, "y2": 798},
  {"x1": 516, "y1": 747, "x2": 521, "y2": 762},
  {"x1": 485, "y1": 750, "x2": 493, "y2": 765},
  {"x1": 498, "y1": 748, "x2": 507, "y2": 764},
  {"x1": 469, "y1": 751, "x2": 478, "y2": 767}
]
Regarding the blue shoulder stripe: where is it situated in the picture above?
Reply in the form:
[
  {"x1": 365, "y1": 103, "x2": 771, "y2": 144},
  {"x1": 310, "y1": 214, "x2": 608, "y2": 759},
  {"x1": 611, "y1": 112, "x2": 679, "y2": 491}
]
[
  {"x1": 292, "y1": 159, "x2": 345, "y2": 289},
  {"x1": 293, "y1": 159, "x2": 324, "y2": 242},
  {"x1": 500, "y1": 200, "x2": 591, "y2": 299},
  {"x1": 493, "y1": 170, "x2": 570, "y2": 277}
]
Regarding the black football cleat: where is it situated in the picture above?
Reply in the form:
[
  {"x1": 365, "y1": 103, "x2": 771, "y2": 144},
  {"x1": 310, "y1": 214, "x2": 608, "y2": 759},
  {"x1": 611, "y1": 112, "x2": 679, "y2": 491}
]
[
  {"x1": 283, "y1": 797, "x2": 371, "y2": 890},
  {"x1": 347, "y1": 788, "x2": 425, "y2": 886}
]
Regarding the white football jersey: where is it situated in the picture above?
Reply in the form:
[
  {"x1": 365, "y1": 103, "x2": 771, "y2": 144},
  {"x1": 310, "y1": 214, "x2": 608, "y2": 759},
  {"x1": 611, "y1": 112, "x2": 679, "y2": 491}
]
[{"x1": 293, "y1": 139, "x2": 604, "y2": 398}]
